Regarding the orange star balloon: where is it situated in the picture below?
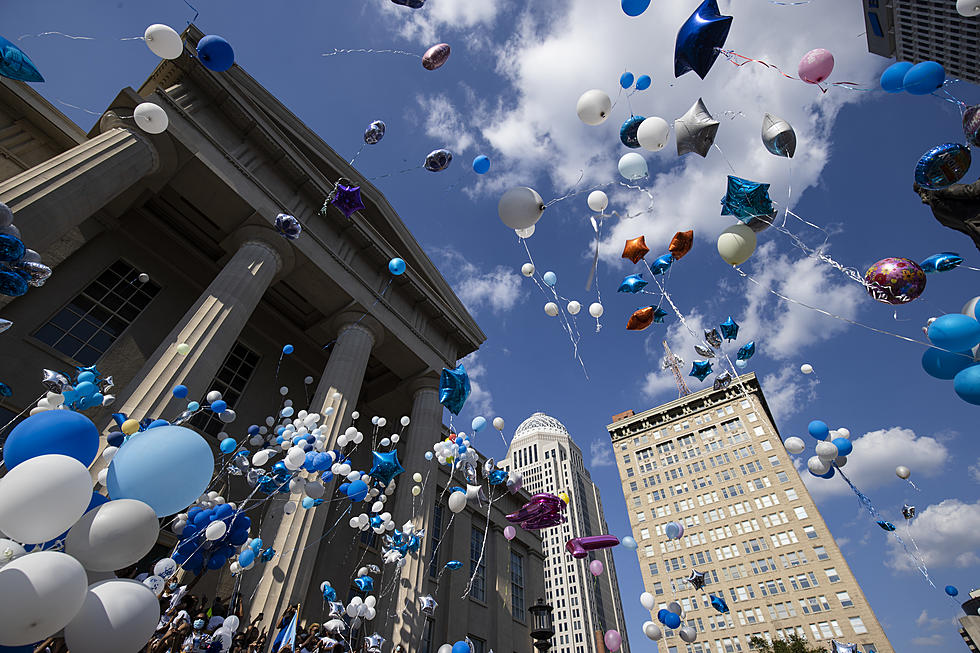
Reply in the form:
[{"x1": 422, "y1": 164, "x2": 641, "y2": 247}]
[
  {"x1": 627, "y1": 307, "x2": 655, "y2": 331},
  {"x1": 669, "y1": 230, "x2": 694, "y2": 260},
  {"x1": 622, "y1": 236, "x2": 650, "y2": 264}
]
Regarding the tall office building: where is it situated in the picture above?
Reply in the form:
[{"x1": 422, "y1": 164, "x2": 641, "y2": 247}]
[
  {"x1": 607, "y1": 373, "x2": 893, "y2": 653},
  {"x1": 862, "y1": 0, "x2": 980, "y2": 86},
  {"x1": 959, "y1": 588, "x2": 980, "y2": 652},
  {"x1": 506, "y1": 412, "x2": 631, "y2": 653}
]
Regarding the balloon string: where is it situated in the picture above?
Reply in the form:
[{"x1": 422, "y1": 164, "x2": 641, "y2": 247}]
[
  {"x1": 714, "y1": 48, "x2": 867, "y2": 92},
  {"x1": 322, "y1": 48, "x2": 421, "y2": 59},
  {"x1": 54, "y1": 99, "x2": 102, "y2": 116},
  {"x1": 544, "y1": 170, "x2": 586, "y2": 208},
  {"x1": 17, "y1": 31, "x2": 95, "y2": 40},
  {"x1": 712, "y1": 143, "x2": 737, "y2": 175},
  {"x1": 182, "y1": 0, "x2": 200, "y2": 23},
  {"x1": 462, "y1": 486, "x2": 498, "y2": 598},
  {"x1": 348, "y1": 144, "x2": 365, "y2": 167},
  {"x1": 617, "y1": 181, "x2": 656, "y2": 219},
  {"x1": 0, "y1": 392, "x2": 45, "y2": 444}
]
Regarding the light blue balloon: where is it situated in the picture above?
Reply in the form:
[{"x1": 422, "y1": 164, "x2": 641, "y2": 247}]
[
  {"x1": 219, "y1": 437, "x2": 237, "y2": 454},
  {"x1": 281, "y1": 406, "x2": 294, "y2": 417},
  {"x1": 238, "y1": 547, "x2": 255, "y2": 567},
  {"x1": 735, "y1": 359, "x2": 747, "y2": 369},
  {"x1": 928, "y1": 314, "x2": 980, "y2": 351},
  {"x1": 542, "y1": 271, "x2": 557, "y2": 286},
  {"x1": 472, "y1": 155, "x2": 491, "y2": 174},
  {"x1": 471, "y1": 416, "x2": 487, "y2": 432},
  {"x1": 425, "y1": 452, "x2": 434, "y2": 460},
  {"x1": 106, "y1": 425, "x2": 215, "y2": 517},
  {"x1": 250, "y1": 538, "x2": 263, "y2": 551},
  {"x1": 74, "y1": 381, "x2": 96, "y2": 397},
  {"x1": 76, "y1": 371, "x2": 96, "y2": 384},
  {"x1": 621, "y1": 536, "x2": 637, "y2": 550},
  {"x1": 187, "y1": 401, "x2": 200, "y2": 411},
  {"x1": 301, "y1": 496, "x2": 316, "y2": 509},
  {"x1": 832, "y1": 437, "x2": 852, "y2": 457},
  {"x1": 388, "y1": 257, "x2": 406, "y2": 276},
  {"x1": 954, "y1": 365, "x2": 980, "y2": 405},
  {"x1": 921, "y1": 347, "x2": 974, "y2": 380}
]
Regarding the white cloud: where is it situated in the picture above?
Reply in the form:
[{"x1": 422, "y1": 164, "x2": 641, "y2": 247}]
[
  {"x1": 380, "y1": 0, "x2": 509, "y2": 44},
  {"x1": 437, "y1": 250, "x2": 524, "y2": 315},
  {"x1": 758, "y1": 364, "x2": 818, "y2": 421},
  {"x1": 911, "y1": 634, "x2": 945, "y2": 647},
  {"x1": 916, "y1": 609, "x2": 949, "y2": 631},
  {"x1": 416, "y1": 92, "x2": 476, "y2": 155},
  {"x1": 886, "y1": 498, "x2": 980, "y2": 572},
  {"x1": 970, "y1": 457, "x2": 980, "y2": 483},
  {"x1": 590, "y1": 438, "x2": 615, "y2": 467},
  {"x1": 802, "y1": 427, "x2": 949, "y2": 500},
  {"x1": 460, "y1": 351, "x2": 493, "y2": 417}
]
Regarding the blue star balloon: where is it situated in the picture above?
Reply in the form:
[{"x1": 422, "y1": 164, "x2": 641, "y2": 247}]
[
  {"x1": 720, "y1": 176, "x2": 775, "y2": 224},
  {"x1": 618, "y1": 274, "x2": 648, "y2": 293},
  {"x1": 369, "y1": 450, "x2": 404, "y2": 486},
  {"x1": 920, "y1": 252, "x2": 963, "y2": 273},
  {"x1": 0, "y1": 35, "x2": 44, "y2": 82},
  {"x1": 620, "y1": 115, "x2": 645, "y2": 148},
  {"x1": 690, "y1": 360, "x2": 713, "y2": 381},
  {"x1": 439, "y1": 364, "x2": 471, "y2": 416},
  {"x1": 736, "y1": 341, "x2": 756, "y2": 360},
  {"x1": 260, "y1": 547, "x2": 275, "y2": 562},
  {"x1": 652, "y1": 307, "x2": 668, "y2": 323},
  {"x1": 331, "y1": 184, "x2": 366, "y2": 218},
  {"x1": 710, "y1": 594, "x2": 729, "y2": 614},
  {"x1": 489, "y1": 469, "x2": 508, "y2": 485},
  {"x1": 674, "y1": 0, "x2": 733, "y2": 79},
  {"x1": 719, "y1": 316, "x2": 739, "y2": 341},
  {"x1": 323, "y1": 584, "x2": 337, "y2": 601},
  {"x1": 354, "y1": 575, "x2": 374, "y2": 592},
  {"x1": 650, "y1": 254, "x2": 673, "y2": 275},
  {"x1": 370, "y1": 514, "x2": 384, "y2": 530}
]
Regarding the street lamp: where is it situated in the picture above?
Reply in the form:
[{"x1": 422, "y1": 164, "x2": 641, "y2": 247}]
[{"x1": 529, "y1": 598, "x2": 555, "y2": 652}]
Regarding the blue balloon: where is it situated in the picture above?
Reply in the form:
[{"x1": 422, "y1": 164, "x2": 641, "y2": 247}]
[
  {"x1": 74, "y1": 381, "x2": 96, "y2": 397},
  {"x1": 452, "y1": 642, "x2": 471, "y2": 653},
  {"x1": 472, "y1": 155, "x2": 491, "y2": 174},
  {"x1": 542, "y1": 271, "x2": 557, "y2": 286},
  {"x1": 219, "y1": 437, "x2": 237, "y2": 454},
  {"x1": 663, "y1": 612, "x2": 681, "y2": 629},
  {"x1": 915, "y1": 143, "x2": 972, "y2": 190},
  {"x1": 832, "y1": 437, "x2": 852, "y2": 457},
  {"x1": 620, "y1": 72, "x2": 635, "y2": 89},
  {"x1": 0, "y1": 35, "x2": 43, "y2": 82},
  {"x1": 903, "y1": 61, "x2": 946, "y2": 95},
  {"x1": 471, "y1": 416, "x2": 487, "y2": 432},
  {"x1": 620, "y1": 115, "x2": 645, "y2": 148},
  {"x1": 197, "y1": 35, "x2": 235, "y2": 72},
  {"x1": 215, "y1": 503, "x2": 235, "y2": 519},
  {"x1": 106, "y1": 425, "x2": 215, "y2": 517},
  {"x1": 817, "y1": 466, "x2": 835, "y2": 479},
  {"x1": 928, "y1": 314, "x2": 980, "y2": 351},
  {"x1": 921, "y1": 347, "x2": 974, "y2": 380},
  {"x1": 238, "y1": 547, "x2": 255, "y2": 567},
  {"x1": 172, "y1": 385, "x2": 188, "y2": 398},
  {"x1": 946, "y1": 585, "x2": 959, "y2": 597},
  {"x1": 187, "y1": 401, "x2": 200, "y2": 411},
  {"x1": 0, "y1": 644, "x2": 38, "y2": 652},
  {"x1": 635, "y1": 74, "x2": 652, "y2": 91},
  {"x1": 920, "y1": 252, "x2": 963, "y2": 273},
  {"x1": 3, "y1": 409, "x2": 100, "y2": 469},
  {"x1": 282, "y1": 344, "x2": 294, "y2": 355},
  {"x1": 618, "y1": 273, "x2": 648, "y2": 294},
  {"x1": 954, "y1": 365, "x2": 980, "y2": 405},
  {"x1": 388, "y1": 257, "x2": 406, "y2": 276},
  {"x1": 346, "y1": 479, "x2": 369, "y2": 502},
  {"x1": 0, "y1": 270, "x2": 27, "y2": 297},
  {"x1": 211, "y1": 400, "x2": 228, "y2": 414},
  {"x1": 621, "y1": 0, "x2": 651, "y2": 16},
  {"x1": 207, "y1": 553, "x2": 227, "y2": 570},
  {"x1": 807, "y1": 420, "x2": 830, "y2": 441},
  {"x1": 621, "y1": 536, "x2": 637, "y2": 550},
  {"x1": 301, "y1": 496, "x2": 316, "y2": 509},
  {"x1": 250, "y1": 538, "x2": 263, "y2": 551},
  {"x1": 880, "y1": 61, "x2": 913, "y2": 93},
  {"x1": 146, "y1": 418, "x2": 170, "y2": 430},
  {"x1": 76, "y1": 371, "x2": 96, "y2": 384},
  {"x1": 674, "y1": 0, "x2": 732, "y2": 79}
]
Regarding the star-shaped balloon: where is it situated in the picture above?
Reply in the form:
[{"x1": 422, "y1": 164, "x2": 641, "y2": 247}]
[
  {"x1": 0, "y1": 318, "x2": 12, "y2": 334},
  {"x1": 652, "y1": 308, "x2": 668, "y2": 323},
  {"x1": 383, "y1": 549, "x2": 403, "y2": 565},
  {"x1": 627, "y1": 307, "x2": 656, "y2": 331},
  {"x1": 98, "y1": 375, "x2": 114, "y2": 393},
  {"x1": 0, "y1": 36, "x2": 44, "y2": 83},
  {"x1": 832, "y1": 641, "x2": 858, "y2": 653},
  {"x1": 876, "y1": 520, "x2": 896, "y2": 532},
  {"x1": 704, "y1": 328, "x2": 722, "y2": 348},
  {"x1": 710, "y1": 594, "x2": 729, "y2": 614},
  {"x1": 439, "y1": 364, "x2": 471, "y2": 416},
  {"x1": 694, "y1": 344, "x2": 715, "y2": 358},
  {"x1": 331, "y1": 184, "x2": 366, "y2": 218},
  {"x1": 618, "y1": 274, "x2": 648, "y2": 294},
  {"x1": 363, "y1": 633, "x2": 385, "y2": 653},
  {"x1": 690, "y1": 360, "x2": 713, "y2": 381},
  {"x1": 713, "y1": 370, "x2": 732, "y2": 390},
  {"x1": 369, "y1": 450, "x2": 404, "y2": 485},
  {"x1": 675, "y1": 98, "x2": 719, "y2": 158},
  {"x1": 41, "y1": 369, "x2": 69, "y2": 393},
  {"x1": 328, "y1": 601, "x2": 346, "y2": 618},
  {"x1": 674, "y1": 0, "x2": 733, "y2": 79},
  {"x1": 622, "y1": 236, "x2": 650, "y2": 264},
  {"x1": 322, "y1": 583, "x2": 337, "y2": 601},
  {"x1": 736, "y1": 341, "x2": 755, "y2": 360},
  {"x1": 370, "y1": 514, "x2": 385, "y2": 530},
  {"x1": 719, "y1": 316, "x2": 739, "y2": 341},
  {"x1": 686, "y1": 569, "x2": 706, "y2": 591},
  {"x1": 489, "y1": 469, "x2": 508, "y2": 485},
  {"x1": 354, "y1": 575, "x2": 374, "y2": 592},
  {"x1": 669, "y1": 230, "x2": 694, "y2": 260},
  {"x1": 419, "y1": 594, "x2": 438, "y2": 615},
  {"x1": 720, "y1": 176, "x2": 775, "y2": 227},
  {"x1": 650, "y1": 254, "x2": 673, "y2": 275}
]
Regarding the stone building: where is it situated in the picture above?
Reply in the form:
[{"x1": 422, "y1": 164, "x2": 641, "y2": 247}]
[
  {"x1": 0, "y1": 24, "x2": 543, "y2": 652},
  {"x1": 607, "y1": 373, "x2": 893, "y2": 653}
]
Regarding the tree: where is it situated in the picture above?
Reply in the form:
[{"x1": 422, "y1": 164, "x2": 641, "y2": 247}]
[{"x1": 748, "y1": 633, "x2": 828, "y2": 653}]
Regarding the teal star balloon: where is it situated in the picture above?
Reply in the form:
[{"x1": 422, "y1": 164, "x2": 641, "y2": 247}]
[
  {"x1": 369, "y1": 450, "x2": 404, "y2": 485},
  {"x1": 689, "y1": 360, "x2": 713, "y2": 381},
  {"x1": 652, "y1": 307, "x2": 668, "y2": 323}
]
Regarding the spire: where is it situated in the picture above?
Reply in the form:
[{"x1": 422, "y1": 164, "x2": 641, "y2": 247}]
[{"x1": 662, "y1": 340, "x2": 691, "y2": 398}]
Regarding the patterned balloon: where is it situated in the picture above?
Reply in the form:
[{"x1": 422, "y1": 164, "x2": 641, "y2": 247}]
[
  {"x1": 914, "y1": 143, "x2": 972, "y2": 190},
  {"x1": 864, "y1": 258, "x2": 927, "y2": 305},
  {"x1": 964, "y1": 105, "x2": 980, "y2": 147},
  {"x1": 619, "y1": 115, "x2": 645, "y2": 149}
]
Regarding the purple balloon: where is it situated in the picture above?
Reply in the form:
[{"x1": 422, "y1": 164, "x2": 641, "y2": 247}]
[
  {"x1": 565, "y1": 534, "x2": 620, "y2": 559},
  {"x1": 505, "y1": 493, "x2": 567, "y2": 530}
]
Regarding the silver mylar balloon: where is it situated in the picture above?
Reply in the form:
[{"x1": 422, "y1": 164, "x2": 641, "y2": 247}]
[
  {"x1": 18, "y1": 261, "x2": 51, "y2": 287},
  {"x1": 364, "y1": 120, "x2": 386, "y2": 145},
  {"x1": 761, "y1": 113, "x2": 796, "y2": 158},
  {"x1": 483, "y1": 457, "x2": 496, "y2": 478},
  {"x1": 462, "y1": 461, "x2": 478, "y2": 486},
  {"x1": 41, "y1": 368, "x2": 69, "y2": 393},
  {"x1": 419, "y1": 594, "x2": 438, "y2": 615},
  {"x1": 675, "y1": 98, "x2": 719, "y2": 158}
]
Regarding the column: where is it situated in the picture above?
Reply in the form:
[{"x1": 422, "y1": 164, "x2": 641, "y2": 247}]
[
  {"x1": 388, "y1": 375, "x2": 443, "y2": 649},
  {"x1": 0, "y1": 123, "x2": 160, "y2": 252},
  {"x1": 245, "y1": 312, "x2": 383, "y2": 632}
]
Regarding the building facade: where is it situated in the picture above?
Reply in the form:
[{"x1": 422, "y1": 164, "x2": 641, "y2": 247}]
[
  {"x1": 0, "y1": 25, "x2": 545, "y2": 651},
  {"x1": 607, "y1": 373, "x2": 893, "y2": 653},
  {"x1": 504, "y1": 413, "x2": 630, "y2": 653},
  {"x1": 960, "y1": 589, "x2": 980, "y2": 652},
  {"x1": 862, "y1": 0, "x2": 980, "y2": 85}
]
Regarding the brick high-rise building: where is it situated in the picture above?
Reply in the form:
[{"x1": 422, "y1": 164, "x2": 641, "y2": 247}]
[{"x1": 607, "y1": 373, "x2": 893, "y2": 653}]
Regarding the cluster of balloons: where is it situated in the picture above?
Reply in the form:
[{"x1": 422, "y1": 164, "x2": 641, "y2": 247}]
[
  {"x1": 921, "y1": 296, "x2": 980, "y2": 405},
  {"x1": 171, "y1": 501, "x2": 252, "y2": 574},
  {"x1": 0, "y1": 201, "x2": 51, "y2": 298},
  {"x1": 880, "y1": 60, "x2": 947, "y2": 95}
]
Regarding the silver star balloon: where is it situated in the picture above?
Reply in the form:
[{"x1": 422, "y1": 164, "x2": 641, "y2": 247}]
[
  {"x1": 0, "y1": 318, "x2": 12, "y2": 334},
  {"x1": 40, "y1": 369, "x2": 69, "y2": 393},
  {"x1": 419, "y1": 594, "x2": 438, "y2": 615},
  {"x1": 703, "y1": 328, "x2": 722, "y2": 348},
  {"x1": 327, "y1": 601, "x2": 345, "y2": 618},
  {"x1": 363, "y1": 632, "x2": 385, "y2": 653},
  {"x1": 98, "y1": 375, "x2": 114, "y2": 393}
]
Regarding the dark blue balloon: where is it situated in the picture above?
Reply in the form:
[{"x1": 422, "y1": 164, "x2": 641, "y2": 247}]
[
  {"x1": 215, "y1": 503, "x2": 235, "y2": 519},
  {"x1": 903, "y1": 61, "x2": 945, "y2": 95},
  {"x1": 346, "y1": 479, "x2": 369, "y2": 502},
  {"x1": 880, "y1": 61, "x2": 913, "y2": 93},
  {"x1": 946, "y1": 585, "x2": 959, "y2": 597},
  {"x1": 721, "y1": 176, "x2": 775, "y2": 224},
  {"x1": 832, "y1": 437, "x2": 852, "y2": 457},
  {"x1": 635, "y1": 74, "x2": 652, "y2": 91},
  {"x1": 621, "y1": 0, "x2": 651, "y2": 16},
  {"x1": 921, "y1": 347, "x2": 974, "y2": 380},
  {"x1": 0, "y1": 235, "x2": 25, "y2": 262},
  {"x1": 172, "y1": 385, "x2": 188, "y2": 398},
  {"x1": 818, "y1": 466, "x2": 835, "y2": 479},
  {"x1": 439, "y1": 364, "x2": 470, "y2": 416},
  {"x1": 663, "y1": 612, "x2": 681, "y2": 629},
  {"x1": 719, "y1": 316, "x2": 739, "y2": 341},
  {"x1": 808, "y1": 420, "x2": 830, "y2": 441},
  {"x1": 915, "y1": 143, "x2": 971, "y2": 190},
  {"x1": 674, "y1": 0, "x2": 732, "y2": 79},
  {"x1": 0, "y1": 644, "x2": 38, "y2": 652},
  {"x1": 620, "y1": 72, "x2": 635, "y2": 89},
  {"x1": 0, "y1": 269, "x2": 27, "y2": 297},
  {"x1": 210, "y1": 400, "x2": 227, "y2": 414},
  {"x1": 207, "y1": 553, "x2": 227, "y2": 569},
  {"x1": 651, "y1": 254, "x2": 673, "y2": 275},
  {"x1": 689, "y1": 360, "x2": 713, "y2": 381},
  {"x1": 736, "y1": 341, "x2": 756, "y2": 360},
  {"x1": 657, "y1": 609, "x2": 671, "y2": 624},
  {"x1": 196, "y1": 35, "x2": 235, "y2": 72},
  {"x1": 4, "y1": 409, "x2": 101, "y2": 469},
  {"x1": 620, "y1": 115, "x2": 645, "y2": 148},
  {"x1": 107, "y1": 430, "x2": 125, "y2": 447},
  {"x1": 0, "y1": 35, "x2": 44, "y2": 82},
  {"x1": 954, "y1": 365, "x2": 980, "y2": 405},
  {"x1": 452, "y1": 641, "x2": 470, "y2": 653}
]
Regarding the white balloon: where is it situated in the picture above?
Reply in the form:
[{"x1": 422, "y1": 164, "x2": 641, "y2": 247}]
[
  {"x1": 493, "y1": 417, "x2": 505, "y2": 431},
  {"x1": 515, "y1": 225, "x2": 535, "y2": 239},
  {"x1": 576, "y1": 89, "x2": 612, "y2": 125},
  {"x1": 896, "y1": 465, "x2": 911, "y2": 480},
  {"x1": 0, "y1": 538, "x2": 26, "y2": 568},
  {"x1": 544, "y1": 302, "x2": 559, "y2": 317},
  {"x1": 143, "y1": 24, "x2": 183, "y2": 59},
  {"x1": 47, "y1": 392, "x2": 65, "y2": 407},
  {"x1": 800, "y1": 363, "x2": 814, "y2": 375},
  {"x1": 807, "y1": 456, "x2": 831, "y2": 475},
  {"x1": 837, "y1": 427, "x2": 850, "y2": 439},
  {"x1": 783, "y1": 436, "x2": 806, "y2": 455},
  {"x1": 448, "y1": 491, "x2": 467, "y2": 514},
  {"x1": 958, "y1": 0, "x2": 980, "y2": 16},
  {"x1": 637, "y1": 117, "x2": 670, "y2": 151},
  {"x1": 0, "y1": 551, "x2": 88, "y2": 646},
  {"x1": 211, "y1": 628, "x2": 233, "y2": 651},
  {"x1": 153, "y1": 558, "x2": 177, "y2": 579},
  {"x1": 133, "y1": 103, "x2": 169, "y2": 135},
  {"x1": 498, "y1": 187, "x2": 545, "y2": 230},
  {"x1": 205, "y1": 521, "x2": 228, "y2": 541},
  {"x1": 224, "y1": 615, "x2": 241, "y2": 632},
  {"x1": 667, "y1": 600, "x2": 683, "y2": 615},
  {"x1": 618, "y1": 152, "x2": 648, "y2": 180},
  {"x1": 589, "y1": 302, "x2": 604, "y2": 318},
  {"x1": 643, "y1": 621, "x2": 662, "y2": 641},
  {"x1": 101, "y1": 446, "x2": 119, "y2": 463},
  {"x1": 142, "y1": 575, "x2": 164, "y2": 595},
  {"x1": 0, "y1": 454, "x2": 92, "y2": 544},
  {"x1": 65, "y1": 579, "x2": 160, "y2": 653},
  {"x1": 717, "y1": 223, "x2": 757, "y2": 265},
  {"x1": 834, "y1": 456, "x2": 848, "y2": 468},
  {"x1": 521, "y1": 263, "x2": 535, "y2": 277},
  {"x1": 66, "y1": 499, "x2": 159, "y2": 572},
  {"x1": 567, "y1": 301, "x2": 581, "y2": 315},
  {"x1": 587, "y1": 190, "x2": 609, "y2": 212},
  {"x1": 679, "y1": 626, "x2": 698, "y2": 643},
  {"x1": 438, "y1": 645, "x2": 454, "y2": 653},
  {"x1": 639, "y1": 591, "x2": 655, "y2": 610},
  {"x1": 252, "y1": 451, "x2": 271, "y2": 467}
]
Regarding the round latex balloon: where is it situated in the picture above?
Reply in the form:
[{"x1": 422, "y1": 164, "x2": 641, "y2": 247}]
[
  {"x1": 590, "y1": 560, "x2": 604, "y2": 576},
  {"x1": 640, "y1": 592, "x2": 655, "y2": 610},
  {"x1": 783, "y1": 436, "x2": 805, "y2": 455},
  {"x1": 637, "y1": 117, "x2": 670, "y2": 151},
  {"x1": 643, "y1": 621, "x2": 662, "y2": 641},
  {"x1": 620, "y1": 72, "x2": 635, "y2": 89},
  {"x1": 958, "y1": 0, "x2": 980, "y2": 16},
  {"x1": 807, "y1": 456, "x2": 830, "y2": 476},
  {"x1": 589, "y1": 302, "x2": 604, "y2": 318},
  {"x1": 954, "y1": 365, "x2": 980, "y2": 405},
  {"x1": 798, "y1": 48, "x2": 834, "y2": 84},
  {"x1": 880, "y1": 61, "x2": 913, "y2": 93},
  {"x1": 0, "y1": 538, "x2": 26, "y2": 569},
  {"x1": 567, "y1": 301, "x2": 581, "y2": 315},
  {"x1": 133, "y1": 103, "x2": 168, "y2": 135},
  {"x1": 604, "y1": 630, "x2": 622, "y2": 652},
  {"x1": 717, "y1": 224, "x2": 757, "y2": 265},
  {"x1": 422, "y1": 43, "x2": 451, "y2": 70},
  {"x1": 903, "y1": 61, "x2": 946, "y2": 95},
  {"x1": 808, "y1": 420, "x2": 830, "y2": 441},
  {"x1": 946, "y1": 585, "x2": 960, "y2": 597},
  {"x1": 815, "y1": 440, "x2": 838, "y2": 461},
  {"x1": 448, "y1": 491, "x2": 466, "y2": 513},
  {"x1": 622, "y1": 0, "x2": 651, "y2": 16},
  {"x1": 196, "y1": 35, "x2": 234, "y2": 72},
  {"x1": 504, "y1": 525, "x2": 516, "y2": 540},
  {"x1": 3, "y1": 409, "x2": 100, "y2": 469},
  {"x1": 472, "y1": 155, "x2": 491, "y2": 174},
  {"x1": 665, "y1": 521, "x2": 684, "y2": 540},
  {"x1": 64, "y1": 579, "x2": 160, "y2": 653},
  {"x1": 544, "y1": 302, "x2": 559, "y2": 317},
  {"x1": 0, "y1": 551, "x2": 88, "y2": 646},
  {"x1": 521, "y1": 263, "x2": 535, "y2": 277},
  {"x1": 618, "y1": 152, "x2": 648, "y2": 180},
  {"x1": 515, "y1": 225, "x2": 535, "y2": 239},
  {"x1": 679, "y1": 626, "x2": 698, "y2": 643},
  {"x1": 0, "y1": 454, "x2": 92, "y2": 544},
  {"x1": 895, "y1": 465, "x2": 911, "y2": 479},
  {"x1": 800, "y1": 363, "x2": 814, "y2": 374},
  {"x1": 576, "y1": 89, "x2": 612, "y2": 126},
  {"x1": 498, "y1": 187, "x2": 545, "y2": 230},
  {"x1": 144, "y1": 24, "x2": 183, "y2": 60},
  {"x1": 928, "y1": 314, "x2": 980, "y2": 351},
  {"x1": 106, "y1": 425, "x2": 215, "y2": 517},
  {"x1": 635, "y1": 74, "x2": 652, "y2": 91},
  {"x1": 587, "y1": 190, "x2": 609, "y2": 212},
  {"x1": 65, "y1": 499, "x2": 158, "y2": 572},
  {"x1": 493, "y1": 417, "x2": 505, "y2": 431},
  {"x1": 864, "y1": 258, "x2": 926, "y2": 305}
]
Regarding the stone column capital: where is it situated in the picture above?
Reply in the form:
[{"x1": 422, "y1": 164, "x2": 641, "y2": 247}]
[
  {"x1": 331, "y1": 311, "x2": 384, "y2": 348},
  {"x1": 408, "y1": 372, "x2": 440, "y2": 397},
  {"x1": 223, "y1": 224, "x2": 295, "y2": 278},
  {"x1": 98, "y1": 111, "x2": 161, "y2": 174}
]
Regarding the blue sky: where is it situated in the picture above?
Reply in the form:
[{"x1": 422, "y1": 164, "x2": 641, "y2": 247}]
[{"x1": 7, "y1": 0, "x2": 980, "y2": 649}]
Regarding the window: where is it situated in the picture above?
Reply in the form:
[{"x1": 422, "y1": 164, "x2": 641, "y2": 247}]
[
  {"x1": 803, "y1": 526, "x2": 817, "y2": 539},
  {"x1": 849, "y1": 616, "x2": 868, "y2": 634},
  {"x1": 511, "y1": 551, "x2": 525, "y2": 620},
  {"x1": 190, "y1": 341, "x2": 260, "y2": 436},
  {"x1": 784, "y1": 488, "x2": 798, "y2": 501},
  {"x1": 640, "y1": 528, "x2": 650, "y2": 540},
  {"x1": 420, "y1": 618, "x2": 434, "y2": 653},
  {"x1": 649, "y1": 562, "x2": 659, "y2": 576},
  {"x1": 793, "y1": 507, "x2": 808, "y2": 520},
  {"x1": 825, "y1": 568, "x2": 840, "y2": 583},
  {"x1": 428, "y1": 504, "x2": 443, "y2": 577},
  {"x1": 768, "y1": 455, "x2": 780, "y2": 467},
  {"x1": 33, "y1": 260, "x2": 160, "y2": 365},
  {"x1": 467, "y1": 635, "x2": 486, "y2": 653},
  {"x1": 776, "y1": 471, "x2": 789, "y2": 483},
  {"x1": 814, "y1": 546, "x2": 829, "y2": 560},
  {"x1": 836, "y1": 591, "x2": 853, "y2": 608},
  {"x1": 653, "y1": 582, "x2": 664, "y2": 595}
]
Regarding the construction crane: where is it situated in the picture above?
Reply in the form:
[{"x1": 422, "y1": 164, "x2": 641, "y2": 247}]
[{"x1": 662, "y1": 340, "x2": 690, "y2": 398}]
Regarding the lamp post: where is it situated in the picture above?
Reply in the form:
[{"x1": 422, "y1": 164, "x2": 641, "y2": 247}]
[{"x1": 529, "y1": 598, "x2": 555, "y2": 652}]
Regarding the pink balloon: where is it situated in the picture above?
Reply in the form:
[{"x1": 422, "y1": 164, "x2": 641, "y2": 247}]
[
  {"x1": 604, "y1": 629, "x2": 622, "y2": 652},
  {"x1": 798, "y1": 48, "x2": 834, "y2": 84},
  {"x1": 504, "y1": 525, "x2": 516, "y2": 540},
  {"x1": 589, "y1": 560, "x2": 604, "y2": 576}
]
